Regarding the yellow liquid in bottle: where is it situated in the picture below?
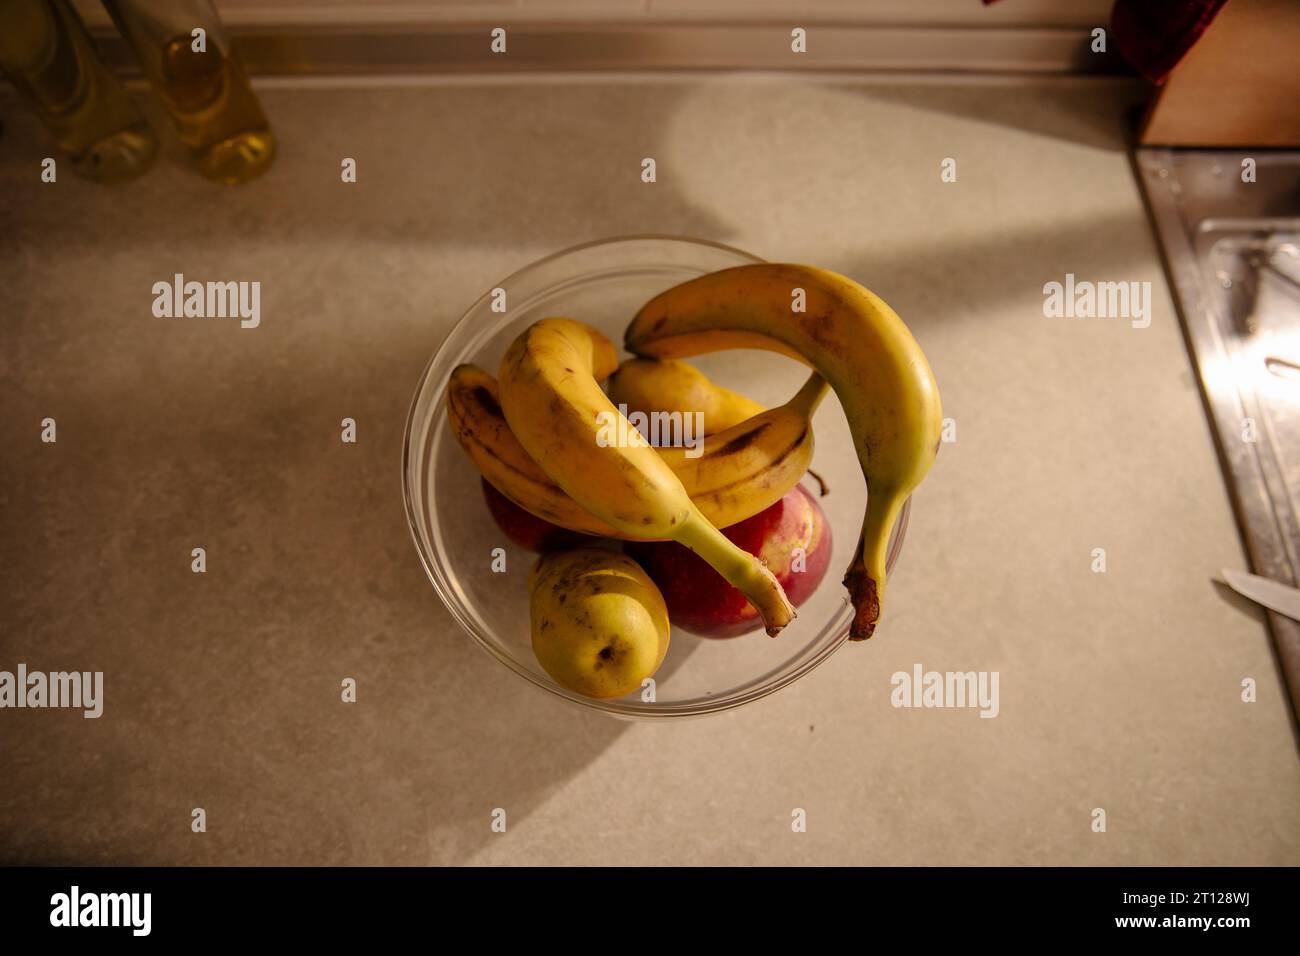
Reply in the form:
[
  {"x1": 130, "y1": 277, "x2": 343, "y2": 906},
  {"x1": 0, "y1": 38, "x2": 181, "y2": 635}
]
[
  {"x1": 0, "y1": 0, "x2": 155, "y2": 182},
  {"x1": 157, "y1": 35, "x2": 275, "y2": 184}
]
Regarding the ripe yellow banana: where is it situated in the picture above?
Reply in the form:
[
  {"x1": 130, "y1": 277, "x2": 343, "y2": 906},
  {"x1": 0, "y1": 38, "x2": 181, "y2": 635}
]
[
  {"x1": 447, "y1": 364, "x2": 826, "y2": 537},
  {"x1": 498, "y1": 318, "x2": 796, "y2": 636},
  {"x1": 625, "y1": 264, "x2": 942, "y2": 641},
  {"x1": 607, "y1": 358, "x2": 765, "y2": 436}
]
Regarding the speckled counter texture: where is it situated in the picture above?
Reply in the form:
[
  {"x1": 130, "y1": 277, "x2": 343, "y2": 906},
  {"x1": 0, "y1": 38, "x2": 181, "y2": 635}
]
[{"x1": 2, "y1": 75, "x2": 1297, "y2": 865}]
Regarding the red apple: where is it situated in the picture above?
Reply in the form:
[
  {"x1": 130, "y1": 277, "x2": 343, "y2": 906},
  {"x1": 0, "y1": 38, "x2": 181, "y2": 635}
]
[
  {"x1": 481, "y1": 478, "x2": 586, "y2": 552},
  {"x1": 627, "y1": 483, "x2": 832, "y2": 638}
]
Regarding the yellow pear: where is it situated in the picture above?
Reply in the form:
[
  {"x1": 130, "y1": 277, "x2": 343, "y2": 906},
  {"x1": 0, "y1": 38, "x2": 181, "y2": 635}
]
[{"x1": 529, "y1": 548, "x2": 670, "y2": 700}]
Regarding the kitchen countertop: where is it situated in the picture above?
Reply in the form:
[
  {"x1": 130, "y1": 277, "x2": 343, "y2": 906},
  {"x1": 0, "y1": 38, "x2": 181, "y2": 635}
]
[{"x1": 2, "y1": 73, "x2": 1297, "y2": 865}]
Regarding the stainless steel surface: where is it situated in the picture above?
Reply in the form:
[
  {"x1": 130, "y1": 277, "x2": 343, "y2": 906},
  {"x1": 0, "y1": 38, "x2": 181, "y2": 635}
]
[
  {"x1": 1223, "y1": 568, "x2": 1300, "y2": 622},
  {"x1": 79, "y1": 21, "x2": 1124, "y2": 77},
  {"x1": 1137, "y1": 147, "x2": 1300, "y2": 717}
]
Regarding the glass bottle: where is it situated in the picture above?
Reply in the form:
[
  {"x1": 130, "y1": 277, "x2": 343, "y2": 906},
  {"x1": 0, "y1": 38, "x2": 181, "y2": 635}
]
[
  {"x1": 0, "y1": 0, "x2": 156, "y2": 183},
  {"x1": 102, "y1": 0, "x2": 275, "y2": 184}
]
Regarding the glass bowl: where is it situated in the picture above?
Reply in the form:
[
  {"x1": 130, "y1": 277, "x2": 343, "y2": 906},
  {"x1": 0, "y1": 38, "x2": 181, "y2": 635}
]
[{"x1": 402, "y1": 236, "x2": 908, "y2": 719}]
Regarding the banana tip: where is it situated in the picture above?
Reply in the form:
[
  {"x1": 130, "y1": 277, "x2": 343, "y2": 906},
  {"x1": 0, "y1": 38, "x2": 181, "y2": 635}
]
[
  {"x1": 843, "y1": 564, "x2": 879, "y2": 641},
  {"x1": 765, "y1": 606, "x2": 796, "y2": 638}
]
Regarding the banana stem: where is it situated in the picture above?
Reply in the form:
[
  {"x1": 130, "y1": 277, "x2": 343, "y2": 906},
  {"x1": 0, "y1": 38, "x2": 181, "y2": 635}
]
[
  {"x1": 785, "y1": 371, "x2": 829, "y2": 417},
  {"x1": 674, "y1": 511, "x2": 796, "y2": 636},
  {"x1": 843, "y1": 488, "x2": 904, "y2": 641}
]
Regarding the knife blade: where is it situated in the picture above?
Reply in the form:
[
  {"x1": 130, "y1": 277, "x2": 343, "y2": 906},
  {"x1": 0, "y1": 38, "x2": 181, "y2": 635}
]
[{"x1": 1221, "y1": 569, "x2": 1300, "y2": 623}]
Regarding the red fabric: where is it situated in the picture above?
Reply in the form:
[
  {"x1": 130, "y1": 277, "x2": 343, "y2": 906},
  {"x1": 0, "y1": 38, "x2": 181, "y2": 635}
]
[
  {"x1": 1111, "y1": 0, "x2": 1229, "y2": 83},
  {"x1": 982, "y1": 0, "x2": 1229, "y2": 84}
]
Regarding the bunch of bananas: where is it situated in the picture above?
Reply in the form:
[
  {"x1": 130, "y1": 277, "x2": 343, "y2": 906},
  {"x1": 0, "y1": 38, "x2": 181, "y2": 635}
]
[
  {"x1": 446, "y1": 263, "x2": 940, "y2": 697},
  {"x1": 625, "y1": 264, "x2": 943, "y2": 641}
]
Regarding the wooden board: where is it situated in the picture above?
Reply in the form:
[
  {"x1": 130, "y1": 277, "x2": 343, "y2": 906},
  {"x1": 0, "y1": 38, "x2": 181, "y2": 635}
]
[{"x1": 1140, "y1": 0, "x2": 1300, "y2": 147}]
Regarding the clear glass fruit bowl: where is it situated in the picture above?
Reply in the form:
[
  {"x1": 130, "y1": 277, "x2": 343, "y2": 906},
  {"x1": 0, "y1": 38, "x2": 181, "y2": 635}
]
[{"x1": 402, "y1": 236, "x2": 908, "y2": 719}]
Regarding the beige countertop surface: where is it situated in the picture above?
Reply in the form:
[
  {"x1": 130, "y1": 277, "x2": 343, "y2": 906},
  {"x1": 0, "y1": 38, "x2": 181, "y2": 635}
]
[{"x1": 2, "y1": 74, "x2": 1298, "y2": 866}]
